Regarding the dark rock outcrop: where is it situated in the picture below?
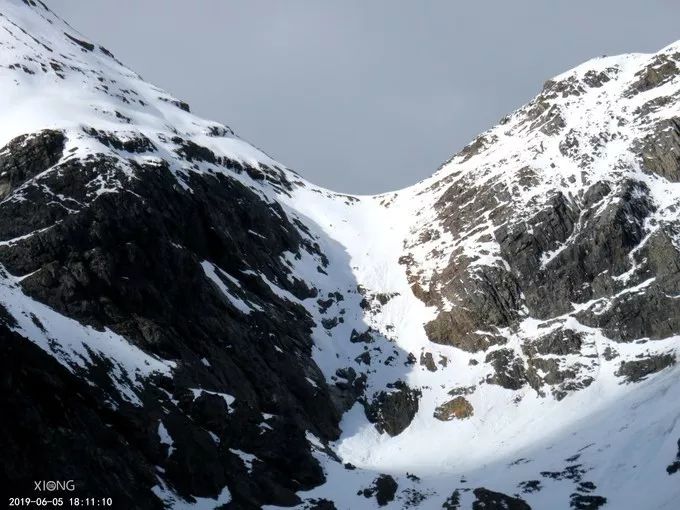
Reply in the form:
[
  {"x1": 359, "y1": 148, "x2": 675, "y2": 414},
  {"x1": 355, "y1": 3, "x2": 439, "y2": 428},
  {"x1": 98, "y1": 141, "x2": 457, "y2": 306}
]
[
  {"x1": 666, "y1": 438, "x2": 680, "y2": 475},
  {"x1": 83, "y1": 127, "x2": 157, "y2": 153},
  {"x1": 365, "y1": 381, "x2": 421, "y2": 436},
  {"x1": 518, "y1": 480, "x2": 542, "y2": 494},
  {"x1": 420, "y1": 351, "x2": 438, "y2": 371},
  {"x1": 448, "y1": 385, "x2": 476, "y2": 397},
  {"x1": 485, "y1": 349, "x2": 527, "y2": 390},
  {"x1": 523, "y1": 329, "x2": 584, "y2": 357},
  {"x1": 359, "y1": 475, "x2": 398, "y2": 507},
  {"x1": 442, "y1": 490, "x2": 461, "y2": 510},
  {"x1": 615, "y1": 353, "x2": 676, "y2": 383},
  {"x1": 424, "y1": 263, "x2": 521, "y2": 352},
  {"x1": 472, "y1": 487, "x2": 531, "y2": 510},
  {"x1": 330, "y1": 367, "x2": 367, "y2": 413},
  {"x1": 433, "y1": 396, "x2": 474, "y2": 421},
  {"x1": 569, "y1": 493, "x2": 607, "y2": 509},
  {"x1": 626, "y1": 52, "x2": 679, "y2": 96},
  {"x1": 638, "y1": 118, "x2": 680, "y2": 181},
  {"x1": 0, "y1": 129, "x2": 65, "y2": 199}
]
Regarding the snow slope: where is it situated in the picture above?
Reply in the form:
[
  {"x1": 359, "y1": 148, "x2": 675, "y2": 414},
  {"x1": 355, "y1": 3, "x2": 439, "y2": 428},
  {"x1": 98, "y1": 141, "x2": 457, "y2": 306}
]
[
  {"x1": 263, "y1": 42, "x2": 680, "y2": 510},
  {"x1": 1, "y1": 1, "x2": 680, "y2": 508}
]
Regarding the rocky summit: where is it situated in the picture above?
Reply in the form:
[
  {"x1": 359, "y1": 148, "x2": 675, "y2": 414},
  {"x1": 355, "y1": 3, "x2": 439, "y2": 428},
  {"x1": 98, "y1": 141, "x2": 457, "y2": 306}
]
[{"x1": 0, "y1": 1, "x2": 679, "y2": 509}]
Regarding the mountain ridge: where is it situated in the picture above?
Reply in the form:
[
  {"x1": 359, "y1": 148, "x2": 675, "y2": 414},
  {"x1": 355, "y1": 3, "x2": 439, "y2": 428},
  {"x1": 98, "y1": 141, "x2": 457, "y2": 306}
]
[{"x1": 1, "y1": 1, "x2": 680, "y2": 509}]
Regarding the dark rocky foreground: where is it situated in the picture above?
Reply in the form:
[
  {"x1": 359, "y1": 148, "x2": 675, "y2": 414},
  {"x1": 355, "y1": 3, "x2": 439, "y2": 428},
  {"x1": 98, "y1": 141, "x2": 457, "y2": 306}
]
[{"x1": 0, "y1": 130, "x2": 340, "y2": 508}]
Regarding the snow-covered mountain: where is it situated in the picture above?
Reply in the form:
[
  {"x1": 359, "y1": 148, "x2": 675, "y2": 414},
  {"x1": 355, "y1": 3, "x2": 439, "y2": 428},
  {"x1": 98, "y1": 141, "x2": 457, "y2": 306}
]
[{"x1": 1, "y1": 1, "x2": 679, "y2": 509}]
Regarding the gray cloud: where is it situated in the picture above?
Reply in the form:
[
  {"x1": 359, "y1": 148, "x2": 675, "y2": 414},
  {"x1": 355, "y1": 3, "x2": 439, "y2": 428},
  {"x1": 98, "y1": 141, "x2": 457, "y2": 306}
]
[{"x1": 49, "y1": 0, "x2": 680, "y2": 193}]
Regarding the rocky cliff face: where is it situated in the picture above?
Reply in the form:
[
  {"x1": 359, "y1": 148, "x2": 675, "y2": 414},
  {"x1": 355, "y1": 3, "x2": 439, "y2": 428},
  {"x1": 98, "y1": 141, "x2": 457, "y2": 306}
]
[
  {"x1": 0, "y1": 2, "x2": 679, "y2": 509},
  {"x1": 0, "y1": 2, "x2": 343, "y2": 507},
  {"x1": 401, "y1": 47, "x2": 680, "y2": 402},
  {"x1": 0, "y1": 129, "x2": 340, "y2": 508}
]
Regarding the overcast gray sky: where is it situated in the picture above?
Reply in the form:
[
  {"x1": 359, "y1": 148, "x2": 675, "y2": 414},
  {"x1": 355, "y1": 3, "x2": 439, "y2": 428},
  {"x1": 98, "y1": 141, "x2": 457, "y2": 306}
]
[{"x1": 49, "y1": 1, "x2": 680, "y2": 194}]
